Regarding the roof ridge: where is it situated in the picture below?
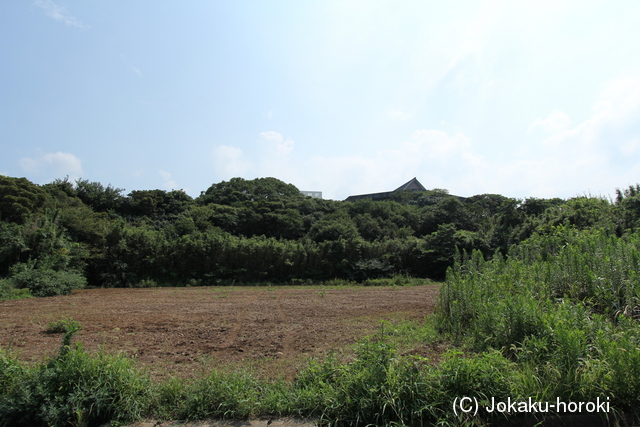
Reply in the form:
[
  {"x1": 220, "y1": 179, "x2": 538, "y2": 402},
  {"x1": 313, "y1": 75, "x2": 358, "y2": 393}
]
[{"x1": 393, "y1": 177, "x2": 426, "y2": 192}]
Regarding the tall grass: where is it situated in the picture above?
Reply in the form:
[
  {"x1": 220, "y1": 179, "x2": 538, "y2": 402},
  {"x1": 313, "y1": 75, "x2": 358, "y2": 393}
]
[
  {"x1": 437, "y1": 225, "x2": 640, "y2": 419},
  {"x1": 0, "y1": 329, "x2": 150, "y2": 427}
]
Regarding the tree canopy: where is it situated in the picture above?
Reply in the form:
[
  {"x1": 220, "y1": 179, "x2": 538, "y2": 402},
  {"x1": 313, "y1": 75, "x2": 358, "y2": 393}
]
[{"x1": 1, "y1": 174, "x2": 634, "y2": 297}]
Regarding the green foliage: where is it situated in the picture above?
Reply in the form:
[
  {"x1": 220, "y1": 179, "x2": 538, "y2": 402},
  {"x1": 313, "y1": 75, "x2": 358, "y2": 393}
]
[
  {"x1": 292, "y1": 339, "x2": 431, "y2": 426},
  {"x1": 162, "y1": 370, "x2": 264, "y2": 420},
  {"x1": 45, "y1": 318, "x2": 83, "y2": 334},
  {"x1": 0, "y1": 278, "x2": 31, "y2": 301},
  {"x1": 5, "y1": 174, "x2": 640, "y2": 290},
  {"x1": 8, "y1": 172, "x2": 640, "y2": 425},
  {"x1": 0, "y1": 348, "x2": 25, "y2": 400},
  {"x1": 615, "y1": 184, "x2": 640, "y2": 231},
  {"x1": 437, "y1": 226, "x2": 640, "y2": 418},
  {"x1": 0, "y1": 333, "x2": 150, "y2": 427},
  {"x1": 0, "y1": 176, "x2": 49, "y2": 224},
  {"x1": 73, "y1": 178, "x2": 125, "y2": 213},
  {"x1": 430, "y1": 350, "x2": 520, "y2": 424},
  {"x1": 123, "y1": 188, "x2": 192, "y2": 218},
  {"x1": 0, "y1": 222, "x2": 28, "y2": 276},
  {"x1": 8, "y1": 268, "x2": 86, "y2": 297},
  {"x1": 308, "y1": 211, "x2": 361, "y2": 243},
  {"x1": 420, "y1": 197, "x2": 475, "y2": 235},
  {"x1": 199, "y1": 177, "x2": 303, "y2": 205}
]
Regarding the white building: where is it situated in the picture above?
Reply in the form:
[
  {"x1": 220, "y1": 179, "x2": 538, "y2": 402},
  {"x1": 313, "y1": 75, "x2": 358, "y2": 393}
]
[{"x1": 300, "y1": 191, "x2": 322, "y2": 199}]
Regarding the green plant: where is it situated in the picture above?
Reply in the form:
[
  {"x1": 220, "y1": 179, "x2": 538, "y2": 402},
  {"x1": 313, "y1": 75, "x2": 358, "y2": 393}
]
[
  {"x1": 8, "y1": 268, "x2": 86, "y2": 297},
  {"x1": 0, "y1": 330, "x2": 150, "y2": 427},
  {"x1": 0, "y1": 348, "x2": 25, "y2": 398},
  {"x1": 45, "y1": 318, "x2": 82, "y2": 335},
  {"x1": 0, "y1": 279, "x2": 31, "y2": 301}
]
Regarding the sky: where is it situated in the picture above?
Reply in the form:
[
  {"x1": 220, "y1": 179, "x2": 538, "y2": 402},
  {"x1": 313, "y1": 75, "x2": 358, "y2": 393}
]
[{"x1": 2, "y1": 1, "x2": 640, "y2": 201}]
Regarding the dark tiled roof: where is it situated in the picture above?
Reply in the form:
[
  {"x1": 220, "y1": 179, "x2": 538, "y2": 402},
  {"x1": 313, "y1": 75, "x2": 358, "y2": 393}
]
[{"x1": 345, "y1": 178, "x2": 426, "y2": 202}]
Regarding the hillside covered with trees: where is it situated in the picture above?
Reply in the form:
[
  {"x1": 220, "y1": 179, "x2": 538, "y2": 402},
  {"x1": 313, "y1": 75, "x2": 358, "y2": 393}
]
[{"x1": 2, "y1": 174, "x2": 639, "y2": 298}]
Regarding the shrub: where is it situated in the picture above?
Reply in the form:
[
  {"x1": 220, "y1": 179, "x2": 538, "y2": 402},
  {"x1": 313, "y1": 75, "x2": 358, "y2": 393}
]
[
  {"x1": 292, "y1": 339, "x2": 431, "y2": 426},
  {"x1": 0, "y1": 279, "x2": 12, "y2": 300},
  {"x1": 0, "y1": 348, "x2": 25, "y2": 398},
  {"x1": 169, "y1": 370, "x2": 262, "y2": 420},
  {"x1": 0, "y1": 278, "x2": 31, "y2": 301},
  {"x1": 0, "y1": 331, "x2": 150, "y2": 427},
  {"x1": 45, "y1": 318, "x2": 82, "y2": 334},
  {"x1": 9, "y1": 268, "x2": 86, "y2": 297}
]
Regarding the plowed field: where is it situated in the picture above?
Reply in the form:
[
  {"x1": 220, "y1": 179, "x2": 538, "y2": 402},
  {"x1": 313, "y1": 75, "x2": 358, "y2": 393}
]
[{"x1": 0, "y1": 285, "x2": 439, "y2": 380}]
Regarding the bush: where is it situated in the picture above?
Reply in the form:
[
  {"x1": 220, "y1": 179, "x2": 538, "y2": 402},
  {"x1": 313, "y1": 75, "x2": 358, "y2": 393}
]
[
  {"x1": 0, "y1": 348, "x2": 25, "y2": 398},
  {"x1": 9, "y1": 268, "x2": 86, "y2": 297},
  {"x1": 0, "y1": 279, "x2": 12, "y2": 300},
  {"x1": 45, "y1": 318, "x2": 82, "y2": 334},
  {"x1": 0, "y1": 279, "x2": 31, "y2": 301},
  {"x1": 292, "y1": 338, "x2": 431, "y2": 426},
  {"x1": 0, "y1": 331, "x2": 150, "y2": 427}
]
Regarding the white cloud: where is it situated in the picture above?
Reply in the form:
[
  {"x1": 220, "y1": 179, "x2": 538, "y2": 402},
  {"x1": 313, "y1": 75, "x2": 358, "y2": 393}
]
[
  {"x1": 599, "y1": 76, "x2": 640, "y2": 123},
  {"x1": 34, "y1": 0, "x2": 88, "y2": 28},
  {"x1": 159, "y1": 170, "x2": 178, "y2": 190},
  {"x1": 621, "y1": 137, "x2": 640, "y2": 156},
  {"x1": 19, "y1": 151, "x2": 83, "y2": 180},
  {"x1": 210, "y1": 76, "x2": 640, "y2": 201},
  {"x1": 131, "y1": 169, "x2": 146, "y2": 178},
  {"x1": 258, "y1": 131, "x2": 294, "y2": 156},
  {"x1": 211, "y1": 129, "x2": 487, "y2": 199},
  {"x1": 406, "y1": 129, "x2": 474, "y2": 160},
  {"x1": 298, "y1": 129, "x2": 487, "y2": 199},
  {"x1": 495, "y1": 75, "x2": 640, "y2": 197},
  {"x1": 529, "y1": 110, "x2": 571, "y2": 134},
  {"x1": 388, "y1": 109, "x2": 415, "y2": 121},
  {"x1": 254, "y1": 131, "x2": 297, "y2": 179},
  {"x1": 534, "y1": 76, "x2": 640, "y2": 151},
  {"x1": 212, "y1": 145, "x2": 250, "y2": 179}
]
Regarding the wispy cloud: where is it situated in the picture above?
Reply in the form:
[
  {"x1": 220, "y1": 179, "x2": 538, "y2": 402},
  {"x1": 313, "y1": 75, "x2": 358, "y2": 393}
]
[
  {"x1": 211, "y1": 129, "x2": 484, "y2": 200},
  {"x1": 19, "y1": 151, "x2": 83, "y2": 180},
  {"x1": 529, "y1": 110, "x2": 572, "y2": 134},
  {"x1": 35, "y1": 0, "x2": 88, "y2": 28},
  {"x1": 159, "y1": 170, "x2": 178, "y2": 190},
  {"x1": 212, "y1": 145, "x2": 251, "y2": 179},
  {"x1": 120, "y1": 54, "x2": 142, "y2": 77}
]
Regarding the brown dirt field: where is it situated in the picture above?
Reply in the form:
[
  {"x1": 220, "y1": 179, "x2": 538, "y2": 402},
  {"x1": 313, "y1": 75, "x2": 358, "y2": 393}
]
[{"x1": 0, "y1": 284, "x2": 439, "y2": 381}]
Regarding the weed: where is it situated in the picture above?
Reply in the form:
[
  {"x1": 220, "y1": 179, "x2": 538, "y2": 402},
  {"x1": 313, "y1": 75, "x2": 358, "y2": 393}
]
[
  {"x1": 45, "y1": 318, "x2": 82, "y2": 334},
  {"x1": 0, "y1": 330, "x2": 151, "y2": 427}
]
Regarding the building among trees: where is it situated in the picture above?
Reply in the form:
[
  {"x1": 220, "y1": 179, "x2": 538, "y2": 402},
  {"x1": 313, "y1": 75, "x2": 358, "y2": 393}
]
[
  {"x1": 345, "y1": 178, "x2": 426, "y2": 202},
  {"x1": 300, "y1": 191, "x2": 323, "y2": 199}
]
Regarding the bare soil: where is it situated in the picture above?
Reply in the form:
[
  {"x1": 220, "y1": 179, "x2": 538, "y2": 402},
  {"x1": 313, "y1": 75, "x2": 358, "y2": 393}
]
[{"x1": 0, "y1": 284, "x2": 439, "y2": 381}]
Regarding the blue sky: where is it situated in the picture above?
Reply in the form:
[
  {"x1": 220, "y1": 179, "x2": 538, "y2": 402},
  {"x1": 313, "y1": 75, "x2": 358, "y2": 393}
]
[{"x1": 2, "y1": 1, "x2": 640, "y2": 200}]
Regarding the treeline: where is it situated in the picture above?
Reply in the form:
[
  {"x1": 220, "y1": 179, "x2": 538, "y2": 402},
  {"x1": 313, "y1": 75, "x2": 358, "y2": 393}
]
[{"x1": 2, "y1": 174, "x2": 640, "y2": 296}]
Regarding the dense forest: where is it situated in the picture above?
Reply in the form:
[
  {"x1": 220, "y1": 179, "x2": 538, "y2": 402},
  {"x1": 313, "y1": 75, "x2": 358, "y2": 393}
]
[{"x1": 2, "y1": 174, "x2": 640, "y2": 298}]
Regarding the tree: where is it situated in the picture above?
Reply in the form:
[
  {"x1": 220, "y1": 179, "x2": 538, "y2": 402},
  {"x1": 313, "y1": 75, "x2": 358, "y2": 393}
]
[
  {"x1": 615, "y1": 184, "x2": 640, "y2": 231},
  {"x1": 0, "y1": 176, "x2": 49, "y2": 223},
  {"x1": 308, "y1": 211, "x2": 361, "y2": 243},
  {"x1": 419, "y1": 197, "x2": 474, "y2": 236},
  {"x1": 199, "y1": 177, "x2": 303, "y2": 205},
  {"x1": 74, "y1": 179, "x2": 125, "y2": 212},
  {"x1": 122, "y1": 189, "x2": 193, "y2": 218}
]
